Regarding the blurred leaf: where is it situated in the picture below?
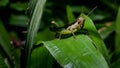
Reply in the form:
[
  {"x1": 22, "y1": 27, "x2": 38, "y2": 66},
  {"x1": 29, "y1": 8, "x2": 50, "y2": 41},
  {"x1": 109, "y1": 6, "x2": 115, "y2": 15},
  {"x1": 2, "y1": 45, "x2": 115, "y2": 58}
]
[
  {"x1": 115, "y1": 7, "x2": 120, "y2": 52},
  {"x1": 66, "y1": 5, "x2": 75, "y2": 24},
  {"x1": 111, "y1": 6, "x2": 120, "y2": 68},
  {"x1": 89, "y1": 9, "x2": 112, "y2": 21},
  {"x1": 43, "y1": 35, "x2": 109, "y2": 68},
  {"x1": 113, "y1": 60, "x2": 120, "y2": 68},
  {"x1": 100, "y1": 0, "x2": 118, "y2": 11},
  {"x1": 35, "y1": 28, "x2": 55, "y2": 42},
  {"x1": 30, "y1": 45, "x2": 55, "y2": 68},
  {"x1": 90, "y1": 14, "x2": 107, "y2": 21},
  {"x1": 51, "y1": 19, "x2": 65, "y2": 28},
  {"x1": 0, "y1": 55, "x2": 8, "y2": 68},
  {"x1": 12, "y1": 48, "x2": 21, "y2": 68},
  {"x1": 71, "y1": 6, "x2": 89, "y2": 13},
  {"x1": 24, "y1": 0, "x2": 46, "y2": 67},
  {"x1": 99, "y1": 23, "x2": 115, "y2": 39},
  {"x1": 111, "y1": 53, "x2": 120, "y2": 68},
  {"x1": 9, "y1": 32, "x2": 21, "y2": 68},
  {"x1": 9, "y1": 14, "x2": 29, "y2": 27},
  {"x1": 0, "y1": 0, "x2": 9, "y2": 6},
  {"x1": 0, "y1": 20, "x2": 14, "y2": 67},
  {"x1": 82, "y1": 14, "x2": 109, "y2": 61},
  {"x1": 10, "y1": 3, "x2": 27, "y2": 11}
]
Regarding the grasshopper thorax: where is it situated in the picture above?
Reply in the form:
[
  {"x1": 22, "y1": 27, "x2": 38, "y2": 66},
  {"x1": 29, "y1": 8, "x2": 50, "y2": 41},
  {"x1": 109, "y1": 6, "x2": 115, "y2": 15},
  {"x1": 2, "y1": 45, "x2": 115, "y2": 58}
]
[
  {"x1": 76, "y1": 17, "x2": 84, "y2": 24},
  {"x1": 75, "y1": 16, "x2": 85, "y2": 29}
]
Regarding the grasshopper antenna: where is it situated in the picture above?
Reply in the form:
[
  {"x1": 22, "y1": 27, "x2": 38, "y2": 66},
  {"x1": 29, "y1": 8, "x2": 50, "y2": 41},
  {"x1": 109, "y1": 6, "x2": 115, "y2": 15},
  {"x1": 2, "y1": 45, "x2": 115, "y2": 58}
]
[
  {"x1": 81, "y1": 7, "x2": 84, "y2": 14},
  {"x1": 87, "y1": 6, "x2": 97, "y2": 16}
]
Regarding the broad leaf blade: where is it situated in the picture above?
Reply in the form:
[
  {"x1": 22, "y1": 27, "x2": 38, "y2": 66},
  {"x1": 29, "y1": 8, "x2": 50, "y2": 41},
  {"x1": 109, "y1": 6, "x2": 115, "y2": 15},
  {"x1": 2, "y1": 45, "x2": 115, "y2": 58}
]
[
  {"x1": 43, "y1": 35, "x2": 109, "y2": 68},
  {"x1": 30, "y1": 46, "x2": 55, "y2": 68},
  {"x1": 82, "y1": 14, "x2": 109, "y2": 61}
]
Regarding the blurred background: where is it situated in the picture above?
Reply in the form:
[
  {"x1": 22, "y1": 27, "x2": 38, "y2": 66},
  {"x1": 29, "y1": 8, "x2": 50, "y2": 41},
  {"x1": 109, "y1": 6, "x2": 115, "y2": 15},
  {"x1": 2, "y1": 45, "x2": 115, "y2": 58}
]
[{"x1": 0, "y1": 0, "x2": 120, "y2": 67}]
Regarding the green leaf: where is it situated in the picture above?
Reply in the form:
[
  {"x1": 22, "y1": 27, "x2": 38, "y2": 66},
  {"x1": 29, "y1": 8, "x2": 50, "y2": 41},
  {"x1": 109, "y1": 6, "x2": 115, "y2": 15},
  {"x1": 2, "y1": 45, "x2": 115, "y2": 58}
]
[
  {"x1": 112, "y1": 57, "x2": 120, "y2": 68},
  {"x1": 115, "y1": 7, "x2": 120, "y2": 52},
  {"x1": 0, "y1": 20, "x2": 14, "y2": 67},
  {"x1": 0, "y1": 55, "x2": 8, "y2": 68},
  {"x1": 43, "y1": 35, "x2": 109, "y2": 68},
  {"x1": 35, "y1": 28, "x2": 55, "y2": 42},
  {"x1": 29, "y1": 46, "x2": 55, "y2": 68},
  {"x1": 26, "y1": 0, "x2": 38, "y2": 17},
  {"x1": 111, "y1": 6, "x2": 120, "y2": 68},
  {"x1": 71, "y1": 6, "x2": 89, "y2": 13},
  {"x1": 82, "y1": 14, "x2": 109, "y2": 61},
  {"x1": 0, "y1": 0, "x2": 9, "y2": 6},
  {"x1": 100, "y1": 0, "x2": 118, "y2": 11},
  {"x1": 10, "y1": 3, "x2": 27, "y2": 11},
  {"x1": 9, "y1": 14, "x2": 29, "y2": 27},
  {"x1": 66, "y1": 5, "x2": 75, "y2": 24},
  {"x1": 90, "y1": 14, "x2": 108, "y2": 21},
  {"x1": 13, "y1": 48, "x2": 21, "y2": 68},
  {"x1": 99, "y1": 23, "x2": 115, "y2": 39},
  {"x1": 24, "y1": 0, "x2": 46, "y2": 67}
]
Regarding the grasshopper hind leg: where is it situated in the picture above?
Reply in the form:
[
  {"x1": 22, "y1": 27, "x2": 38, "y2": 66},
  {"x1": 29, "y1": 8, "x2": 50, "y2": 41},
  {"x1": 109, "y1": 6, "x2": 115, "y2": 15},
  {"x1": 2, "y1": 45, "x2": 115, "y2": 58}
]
[
  {"x1": 71, "y1": 31, "x2": 76, "y2": 39},
  {"x1": 59, "y1": 33, "x2": 62, "y2": 40}
]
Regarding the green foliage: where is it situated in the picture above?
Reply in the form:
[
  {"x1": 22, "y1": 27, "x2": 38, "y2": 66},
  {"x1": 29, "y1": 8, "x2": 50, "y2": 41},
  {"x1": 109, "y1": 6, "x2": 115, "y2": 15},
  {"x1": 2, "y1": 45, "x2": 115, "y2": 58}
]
[
  {"x1": 111, "y1": 7, "x2": 120, "y2": 68},
  {"x1": 10, "y1": 3, "x2": 27, "y2": 11},
  {"x1": 0, "y1": 0, "x2": 120, "y2": 68},
  {"x1": 0, "y1": 0, "x2": 9, "y2": 6},
  {"x1": 82, "y1": 14, "x2": 109, "y2": 61},
  {"x1": 9, "y1": 15, "x2": 28, "y2": 27},
  {"x1": 25, "y1": 0, "x2": 46, "y2": 67},
  {"x1": 0, "y1": 54, "x2": 8, "y2": 68},
  {"x1": 99, "y1": 23, "x2": 115, "y2": 39},
  {"x1": 66, "y1": 5, "x2": 75, "y2": 24},
  {"x1": 0, "y1": 20, "x2": 14, "y2": 67},
  {"x1": 35, "y1": 28, "x2": 55, "y2": 42},
  {"x1": 30, "y1": 46, "x2": 55, "y2": 68},
  {"x1": 100, "y1": 0, "x2": 119, "y2": 11},
  {"x1": 43, "y1": 35, "x2": 109, "y2": 68},
  {"x1": 115, "y1": 7, "x2": 120, "y2": 52},
  {"x1": 27, "y1": 0, "x2": 38, "y2": 17}
]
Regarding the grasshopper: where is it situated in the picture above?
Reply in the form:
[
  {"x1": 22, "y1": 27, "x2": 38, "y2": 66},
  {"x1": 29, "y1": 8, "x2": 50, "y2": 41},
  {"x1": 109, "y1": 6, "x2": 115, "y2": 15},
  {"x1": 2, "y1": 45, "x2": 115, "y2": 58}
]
[
  {"x1": 51, "y1": 6, "x2": 97, "y2": 39},
  {"x1": 59, "y1": 16, "x2": 85, "y2": 39}
]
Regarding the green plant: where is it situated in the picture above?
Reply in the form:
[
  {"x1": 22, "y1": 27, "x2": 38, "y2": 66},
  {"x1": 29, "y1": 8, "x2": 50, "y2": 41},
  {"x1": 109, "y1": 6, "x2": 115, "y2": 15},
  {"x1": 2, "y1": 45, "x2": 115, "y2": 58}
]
[{"x1": 0, "y1": 0, "x2": 120, "y2": 68}]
